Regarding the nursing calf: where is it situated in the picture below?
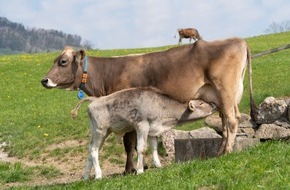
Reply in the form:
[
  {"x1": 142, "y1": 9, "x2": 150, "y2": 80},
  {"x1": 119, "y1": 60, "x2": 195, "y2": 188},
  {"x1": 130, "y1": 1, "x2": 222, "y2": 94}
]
[{"x1": 71, "y1": 88, "x2": 216, "y2": 179}]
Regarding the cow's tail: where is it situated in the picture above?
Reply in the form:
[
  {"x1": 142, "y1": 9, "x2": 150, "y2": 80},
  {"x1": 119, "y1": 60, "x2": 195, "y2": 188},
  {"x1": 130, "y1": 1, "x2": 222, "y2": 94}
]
[
  {"x1": 71, "y1": 97, "x2": 98, "y2": 119},
  {"x1": 247, "y1": 46, "x2": 258, "y2": 122}
]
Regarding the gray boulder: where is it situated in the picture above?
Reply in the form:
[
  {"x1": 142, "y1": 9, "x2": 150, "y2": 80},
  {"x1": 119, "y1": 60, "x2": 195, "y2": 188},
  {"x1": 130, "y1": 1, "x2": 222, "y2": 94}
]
[
  {"x1": 256, "y1": 97, "x2": 288, "y2": 124},
  {"x1": 255, "y1": 123, "x2": 290, "y2": 139}
]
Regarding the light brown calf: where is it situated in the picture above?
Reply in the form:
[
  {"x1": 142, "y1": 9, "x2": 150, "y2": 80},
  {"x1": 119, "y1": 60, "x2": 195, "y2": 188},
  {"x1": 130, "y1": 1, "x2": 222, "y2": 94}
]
[{"x1": 71, "y1": 88, "x2": 216, "y2": 179}]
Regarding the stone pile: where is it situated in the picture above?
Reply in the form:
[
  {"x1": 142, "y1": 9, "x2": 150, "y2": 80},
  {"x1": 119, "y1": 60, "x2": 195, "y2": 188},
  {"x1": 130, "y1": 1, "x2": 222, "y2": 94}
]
[
  {"x1": 161, "y1": 96, "x2": 290, "y2": 161},
  {"x1": 205, "y1": 96, "x2": 290, "y2": 140}
]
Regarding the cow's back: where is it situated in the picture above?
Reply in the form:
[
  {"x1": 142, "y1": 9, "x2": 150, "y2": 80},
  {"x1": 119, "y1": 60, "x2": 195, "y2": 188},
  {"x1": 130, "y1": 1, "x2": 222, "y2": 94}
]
[{"x1": 90, "y1": 38, "x2": 247, "y2": 104}]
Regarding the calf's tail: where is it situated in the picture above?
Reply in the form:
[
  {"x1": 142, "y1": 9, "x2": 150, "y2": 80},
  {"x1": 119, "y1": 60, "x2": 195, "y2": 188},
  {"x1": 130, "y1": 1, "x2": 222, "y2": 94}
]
[
  {"x1": 71, "y1": 97, "x2": 98, "y2": 119},
  {"x1": 247, "y1": 45, "x2": 258, "y2": 122}
]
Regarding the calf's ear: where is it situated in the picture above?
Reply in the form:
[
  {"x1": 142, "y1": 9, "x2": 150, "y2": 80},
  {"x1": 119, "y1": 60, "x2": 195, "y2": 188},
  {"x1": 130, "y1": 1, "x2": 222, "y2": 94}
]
[{"x1": 74, "y1": 49, "x2": 86, "y2": 62}]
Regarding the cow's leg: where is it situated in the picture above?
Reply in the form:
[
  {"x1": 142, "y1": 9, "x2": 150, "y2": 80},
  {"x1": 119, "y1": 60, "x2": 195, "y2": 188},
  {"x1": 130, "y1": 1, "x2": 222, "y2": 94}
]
[
  {"x1": 136, "y1": 121, "x2": 150, "y2": 174},
  {"x1": 224, "y1": 107, "x2": 238, "y2": 153},
  {"x1": 235, "y1": 104, "x2": 241, "y2": 120},
  {"x1": 179, "y1": 38, "x2": 182, "y2": 45},
  {"x1": 218, "y1": 105, "x2": 238, "y2": 155},
  {"x1": 217, "y1": 112, "x2": 228, "y2": 155},
  {"x1": 148, "y1": 136, "x2": 161, "y2": 168},
  {"x1": 123, "y1": 131, "x2": 137, "y2": 174}
]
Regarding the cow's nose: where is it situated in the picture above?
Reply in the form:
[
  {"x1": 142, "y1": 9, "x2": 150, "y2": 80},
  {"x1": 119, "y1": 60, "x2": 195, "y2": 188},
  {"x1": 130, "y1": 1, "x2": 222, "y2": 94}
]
[{"x1": 41, "y1": 78, "x2": 48, "y2": 86}]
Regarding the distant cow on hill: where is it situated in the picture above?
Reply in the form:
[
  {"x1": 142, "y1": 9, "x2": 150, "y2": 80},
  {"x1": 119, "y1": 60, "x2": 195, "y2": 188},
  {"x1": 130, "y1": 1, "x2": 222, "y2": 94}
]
[{"x1": 174, "y1": 28, "x2": 201, "y2": 44}]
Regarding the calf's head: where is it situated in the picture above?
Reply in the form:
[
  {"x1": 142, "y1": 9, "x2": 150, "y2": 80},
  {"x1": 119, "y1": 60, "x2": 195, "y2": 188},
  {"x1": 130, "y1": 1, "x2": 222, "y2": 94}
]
[
  {"x1": 178, "y1": 100, "x2": 216, "y2": 124},
  {"x1": 41, "y1": 47, "x2": 86, "y2": 90}
]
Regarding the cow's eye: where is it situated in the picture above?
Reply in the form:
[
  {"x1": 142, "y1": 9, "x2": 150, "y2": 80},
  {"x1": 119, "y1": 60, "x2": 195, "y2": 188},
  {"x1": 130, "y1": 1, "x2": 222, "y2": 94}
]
[{"x1": 60, "y1": 59, "x2": 67, "y2": 66}]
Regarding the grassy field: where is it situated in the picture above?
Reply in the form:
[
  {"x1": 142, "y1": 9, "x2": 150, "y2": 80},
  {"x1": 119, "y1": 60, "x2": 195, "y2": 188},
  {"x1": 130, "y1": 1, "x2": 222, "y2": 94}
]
[
  {"x1": 9, "y1": 141, "x2": 290, "y2": 190},
  {"x1": 0, "y1": 32, "x2": 290, "y2": 189}
]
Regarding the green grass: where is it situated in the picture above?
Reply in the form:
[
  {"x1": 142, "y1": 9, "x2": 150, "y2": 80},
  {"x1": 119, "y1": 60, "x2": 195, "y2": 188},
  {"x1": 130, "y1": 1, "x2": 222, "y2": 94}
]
[
  {"x1": 9, "y1": 141, "x2": 290, "y2": 190},
  {"x1": 0, "y1": 32, "x2": 290, "y2": 188},
  {"x1": 0, "y1": 162, "x2": 60, "y2": 184}
]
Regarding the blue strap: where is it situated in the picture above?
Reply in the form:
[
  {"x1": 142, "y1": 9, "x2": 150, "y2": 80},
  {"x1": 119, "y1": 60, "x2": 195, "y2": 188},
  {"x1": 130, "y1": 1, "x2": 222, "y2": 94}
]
[
  {"x1": 83, "y1": 56, "x2": 88, "y2": 72},
  {"x1": 78, "y1": 56, "x2": 89, "y2": 99}
]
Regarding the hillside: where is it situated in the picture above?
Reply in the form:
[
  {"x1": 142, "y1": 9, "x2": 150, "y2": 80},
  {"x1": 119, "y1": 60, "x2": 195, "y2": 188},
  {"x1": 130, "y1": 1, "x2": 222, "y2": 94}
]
[{"x1": 0, "y1": 17, "x2": 90, "y2": 54}]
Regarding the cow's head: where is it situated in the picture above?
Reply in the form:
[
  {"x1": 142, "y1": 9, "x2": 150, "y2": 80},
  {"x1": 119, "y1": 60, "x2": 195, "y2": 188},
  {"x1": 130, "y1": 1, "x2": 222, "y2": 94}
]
[{"x1": 41, "y1": 47, "x2": 86, "y2": 90}]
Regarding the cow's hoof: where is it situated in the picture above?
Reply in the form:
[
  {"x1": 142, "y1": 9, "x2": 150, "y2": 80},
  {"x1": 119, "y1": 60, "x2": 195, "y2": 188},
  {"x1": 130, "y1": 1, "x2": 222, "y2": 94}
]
[{"x1": 123, "y1": 168, "x2": 137, "y2": 175}]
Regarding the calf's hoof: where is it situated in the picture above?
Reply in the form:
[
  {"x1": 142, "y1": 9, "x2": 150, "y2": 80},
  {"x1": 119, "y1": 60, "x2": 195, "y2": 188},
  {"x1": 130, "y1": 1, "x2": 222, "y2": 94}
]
[
  {"x1": 82, "y1": 175, "x2": 90, "y2": 180},
  {"x1": 94, "y1": 174, "x2": 102, "y2": 179},
  {"x1": 136, "y1": 169, "x2": 144, "y2": 175}
]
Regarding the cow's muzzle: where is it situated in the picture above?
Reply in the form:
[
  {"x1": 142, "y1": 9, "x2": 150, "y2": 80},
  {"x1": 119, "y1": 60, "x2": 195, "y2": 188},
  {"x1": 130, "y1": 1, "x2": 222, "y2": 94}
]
[{"x1": 41, "y1": 78, "x2": 57, "y2": 88}]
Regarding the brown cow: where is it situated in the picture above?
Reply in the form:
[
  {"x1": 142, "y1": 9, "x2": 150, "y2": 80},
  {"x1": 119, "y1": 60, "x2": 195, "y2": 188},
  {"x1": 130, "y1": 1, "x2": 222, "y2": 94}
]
[
  {"x1": 174, "y1": 28, "x2": 201, "y2": 44},
  {"x1": 41, "y1": 38, "x2": 257, "y2": 174}
]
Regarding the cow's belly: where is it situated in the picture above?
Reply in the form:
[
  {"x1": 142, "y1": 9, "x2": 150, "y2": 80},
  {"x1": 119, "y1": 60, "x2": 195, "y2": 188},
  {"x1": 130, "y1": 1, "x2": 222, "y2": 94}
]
[{"x1": 156, "y1": 77, "x2": 206, "y2": 103}]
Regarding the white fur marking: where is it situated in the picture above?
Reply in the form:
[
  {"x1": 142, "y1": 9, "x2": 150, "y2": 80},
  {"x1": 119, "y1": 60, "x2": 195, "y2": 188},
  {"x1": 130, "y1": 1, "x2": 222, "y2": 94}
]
[{"x1": 46, "y1": 78, "x2": 57, "y2": 87}]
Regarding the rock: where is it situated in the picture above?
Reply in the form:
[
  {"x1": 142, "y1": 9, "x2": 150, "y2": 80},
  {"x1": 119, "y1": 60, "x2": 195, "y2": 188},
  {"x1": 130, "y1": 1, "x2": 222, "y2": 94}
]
[
  {"x1": 161, "y1": 130, "x2": 176, "y2": 157},
  {"x1": 174, "y1": 138, "x2": 222, "y2": 161},
  {"x1": 238, "y1": 114, "x2": 256, "y2": 137},
  {"x1": 174, "y1": 137, "x2": 260, "y2": 162},
  {"x1": 161, "y1": 127, "x2": 221, "y2": 158},
  {"x1": 256, "y1": 97, "x2": 288, "y2": 124},
  {"x1": 233, "y1": 137, "x2": 260, "y2": 152},
  {"x1": 255, "y1": 123, "x2": 290, "y2": 139}
]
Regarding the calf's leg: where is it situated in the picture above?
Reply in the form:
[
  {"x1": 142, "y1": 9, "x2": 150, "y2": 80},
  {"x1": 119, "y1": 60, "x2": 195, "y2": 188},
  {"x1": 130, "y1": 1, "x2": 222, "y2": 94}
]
[
  {"x1": 83, "y1": 152, "x2": 93, "y2": 180},
  {"x1": 89, "y1": 129, "x2": 110, "y2": 179},
  {"x1": 148, "y1": 136, "x2": 161, "y2": 168},
  {"x1": 83, "y1": 137, "x2": 102, "y2": 179},
  {"x1": 136, "y1": 121, "x2": 150, "y2": 174},
  {"x1": 83, "y1": 113, "x2": 110, "y2": 179}
]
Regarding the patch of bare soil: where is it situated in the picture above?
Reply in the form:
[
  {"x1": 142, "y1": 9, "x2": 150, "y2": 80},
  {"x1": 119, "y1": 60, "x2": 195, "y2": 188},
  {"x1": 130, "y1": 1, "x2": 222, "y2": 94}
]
[{"x1": 1, "y1": 140, "x2": 173, "y2": 189}]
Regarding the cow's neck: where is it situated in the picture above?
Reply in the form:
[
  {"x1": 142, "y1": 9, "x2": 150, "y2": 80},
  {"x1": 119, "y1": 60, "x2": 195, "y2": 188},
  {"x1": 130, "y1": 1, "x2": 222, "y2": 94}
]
[{"x1": 79, "y1": 57, "x2": 106, "y2": 97}]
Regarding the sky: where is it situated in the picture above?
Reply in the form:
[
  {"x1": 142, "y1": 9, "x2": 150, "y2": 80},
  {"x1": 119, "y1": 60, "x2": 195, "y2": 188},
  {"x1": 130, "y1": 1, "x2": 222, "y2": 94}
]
[{"x1": 0, "y1": 0, "x2": 289, "y2": 49}]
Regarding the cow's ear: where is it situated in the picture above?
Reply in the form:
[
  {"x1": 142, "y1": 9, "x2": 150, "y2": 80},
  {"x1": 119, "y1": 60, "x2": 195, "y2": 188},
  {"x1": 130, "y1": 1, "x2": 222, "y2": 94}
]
[{"x1": 74, "y1": 49, "x2": 86, "y2": 62}]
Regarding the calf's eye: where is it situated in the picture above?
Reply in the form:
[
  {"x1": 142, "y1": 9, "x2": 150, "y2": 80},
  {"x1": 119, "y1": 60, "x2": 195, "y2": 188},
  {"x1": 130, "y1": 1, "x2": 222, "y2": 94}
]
[{"x1": 60, "y1": 59, "x2": 67, "y2": 65}]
